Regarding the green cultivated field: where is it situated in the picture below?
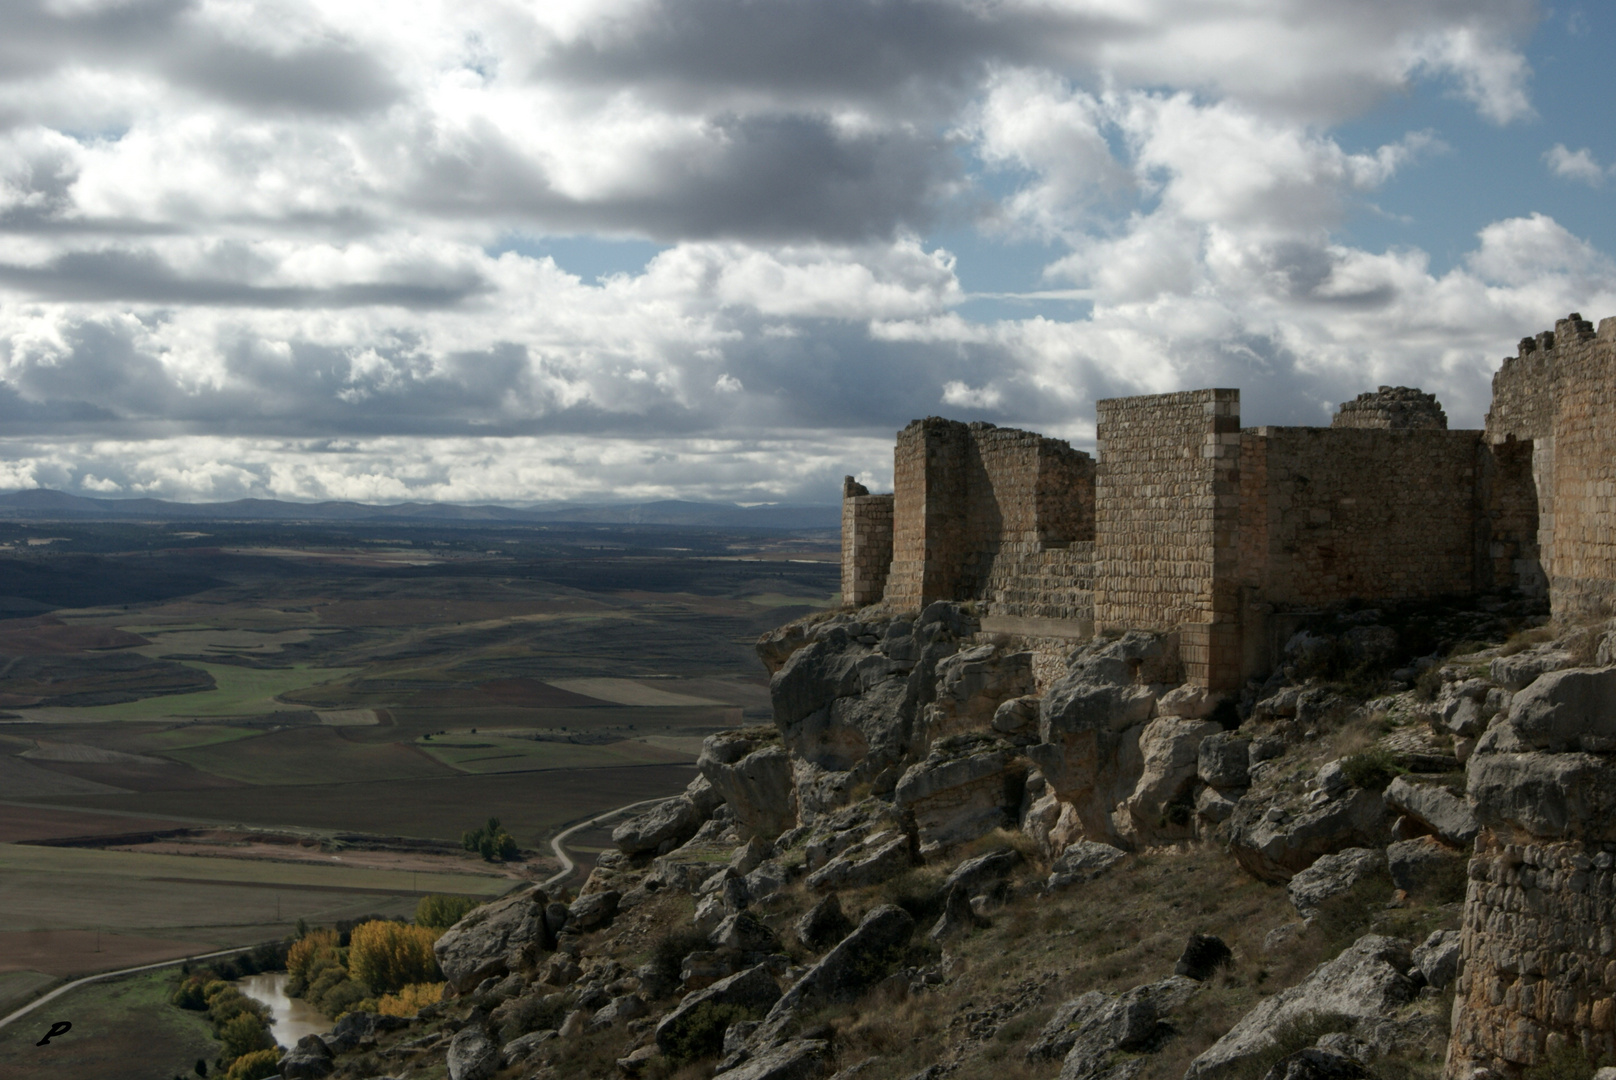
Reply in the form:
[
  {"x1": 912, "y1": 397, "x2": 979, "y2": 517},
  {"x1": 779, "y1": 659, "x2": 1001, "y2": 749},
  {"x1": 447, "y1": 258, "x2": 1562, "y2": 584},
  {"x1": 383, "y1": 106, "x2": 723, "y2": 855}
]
[{"x1": 35, "y1": 663, "x2": 361, "y2": 722}]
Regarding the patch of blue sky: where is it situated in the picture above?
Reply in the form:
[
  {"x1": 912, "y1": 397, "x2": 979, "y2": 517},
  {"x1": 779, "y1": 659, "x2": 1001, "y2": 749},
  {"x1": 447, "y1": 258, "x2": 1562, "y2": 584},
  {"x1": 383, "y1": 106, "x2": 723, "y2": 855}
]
[
  {"x1": 486, "y1": 234, "x2": 668, "y2": 283},
  {"x1": 1332, "y1": 4, "x2": 1616, "y2": 276}
]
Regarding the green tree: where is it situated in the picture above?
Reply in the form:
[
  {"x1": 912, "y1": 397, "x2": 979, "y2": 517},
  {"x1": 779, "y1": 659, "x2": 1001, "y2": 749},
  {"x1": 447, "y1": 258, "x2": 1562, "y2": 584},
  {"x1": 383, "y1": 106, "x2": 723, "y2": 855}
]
[
  {"x1": 218, "y1": 1013, "x2": 274, "y2": 1064},
  {"x1": 461, "y1": 817, "x2": 520, "y2": 862},
  {"x1": 415, "y1": 894, "x2": 479, "y2": 930}
]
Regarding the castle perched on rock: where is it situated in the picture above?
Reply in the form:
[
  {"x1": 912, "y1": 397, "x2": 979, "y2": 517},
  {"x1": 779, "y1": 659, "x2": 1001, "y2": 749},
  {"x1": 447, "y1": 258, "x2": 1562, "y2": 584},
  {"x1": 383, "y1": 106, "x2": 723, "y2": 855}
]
[
  {"x1": 842, "y1": 313, "x2": 1616, "y2": 694},
  {"x1": 290, "y1": 315, "x2": 1616, "y2": 1080}
]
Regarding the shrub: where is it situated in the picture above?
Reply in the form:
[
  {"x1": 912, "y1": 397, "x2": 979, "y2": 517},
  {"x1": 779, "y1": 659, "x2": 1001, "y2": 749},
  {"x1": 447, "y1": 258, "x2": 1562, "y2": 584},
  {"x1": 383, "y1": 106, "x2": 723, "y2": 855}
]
[
  {"x1": 349, "y1": 920, "x2": 440, "y2": 995},
  {"x1": 416, "y1": 894, "x2": 480, "y2": 930},
  {"x1": 1340, "y1": 747, "x2": 1402, "y2": 791},
  {"x1": 375, "y1": 981, "x2": 444, "y2": 1018},
  {"x1": 170, "y1": 976, "x2": 208, "y2": 1011},
  {"x1": 462, "y1": 817, "x2": 520, "y2": 862},
  {"x1": 218, "y1": 1012, "x2": 275, "y2": 1064},
  {"x1": 662, "y1": 1001, "x2": 760, "y2": 1064},
  {"x1": 223, "y1": 1048, "x2": 280, "y2": 1080},
  {"x1": 649, "y1": 928, "x2": 712, "y2": 987}
]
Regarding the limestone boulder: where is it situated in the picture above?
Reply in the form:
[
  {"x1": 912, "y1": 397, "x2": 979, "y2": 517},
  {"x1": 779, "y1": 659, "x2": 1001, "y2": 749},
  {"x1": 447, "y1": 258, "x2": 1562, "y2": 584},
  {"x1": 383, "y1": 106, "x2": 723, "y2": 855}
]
[
  {"x1": 1494, "y1": 666, "x2": 1616, "y2": 752},
  {"x1": 278, "y1": 1035, "x2": 334, "y2": 1080},
  {"x1": 447, "y1": 1026, "x2": 502, "y2": 1080},
  {"x1": 927, "y1": 882, "x2": 985, "y2": 943},
  {"x1": 1412, "y1": 929, "x2": 1462, "y2": 990},
  {"x1": 1117, "y1": 717, "x2": 1220, "y2": 843},
  {"x1": 1260, "y1": 1048, "x2": 1370, "y2": 1080},
  {"x1": 1046, "y1": 840, "x2": 1125, "y2": 890},
  {"x1": 922, "y1": 645, "x2": 1035, "y2": 741},
  {"x1": 434, "y1": 886, "x2": 553, "y2": 994},
  {"x1": 1490, "y1": 645, "x2": 1576, "y2": 691},
  {"x1": 1159, "y1": 684, "x2": 1224, "y2": 720},
  {"x1": 894, "y1": 738, "x2": 1027, "y2": 854},
  {"x1": 655, "y1": 964, "x2": 782, "y2": 1056},
  {"x1": 711, "y1": 911, "x2": 782, "y2": 954},
  {"x1": 612, "y1": 777, "x2": 722, "y2": 854},
  {"x1": 794, "y1": 894, "x2": 853, "y2": 952},
  {"x1": 1286, "y1": 847, "x2": 1385, "y2": 918},
  {"x1": 1026, "y1": 977, "x2": 1198, "y2": 1079},
  {"x1": 1386, "y1": 836, "x2": 1464, "y2": 897},
  {"x1": 1381, "y1": 776, "x2": 1478, "y2": 846},
  {"x1": 1467, "y1": 750, "x2": 1616, "y2": 842},
  {"x1": 991, "y1": 695, "x2": 1041, "y2": 743},
  {"x1": 1030, "y1": 673, "x2": 1154, "y2": 844},
  {"x1": 1198, "y1": 732, "x2": 1251, "y2": 791},
  {"x1": 566, "y1": 889, "x2": 620, "y2": 933},
  {"x1": 713, "y1": 1038, "x2": 830, "y2": 1080},
  {"x1": 1184, "y1": 935, "x2": 1417, "y2": 1080},
  {"x1": 804, "y1": 833, "x2": 911, "y2": 891},
  {"x1": 700, "y1": 735, "x2": 799, "y2": 840},
  {"x1": 1431, "y1": 678, "x2": 1490, "y2": 738},
  {"x1": 1228, "y1": 788, "x2": 1391, "y2": 883},
  {"x1": 755, "y1": 905, "x2": 915, "y2": 1043},
  {"x1": 757, "y1": 622, "x2": 811, "y2": 676},
  {"x1": 943, "y1": 847, "x2": 1021, "y2": 896}
]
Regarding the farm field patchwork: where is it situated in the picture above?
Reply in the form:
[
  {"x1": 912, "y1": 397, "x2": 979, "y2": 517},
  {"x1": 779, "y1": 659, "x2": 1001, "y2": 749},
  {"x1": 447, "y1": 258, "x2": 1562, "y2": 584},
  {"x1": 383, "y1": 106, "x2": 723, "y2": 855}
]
[{"x1": 0, "y1": 518, "x2": 838, "y2": 1051}]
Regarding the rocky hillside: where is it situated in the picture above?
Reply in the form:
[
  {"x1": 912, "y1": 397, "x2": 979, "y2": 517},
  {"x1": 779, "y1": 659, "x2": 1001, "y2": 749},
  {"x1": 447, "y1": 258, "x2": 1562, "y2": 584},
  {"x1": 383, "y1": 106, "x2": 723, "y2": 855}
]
[{"x1": 270, "y1": 596, "x2": 1616, "y2": 1080}]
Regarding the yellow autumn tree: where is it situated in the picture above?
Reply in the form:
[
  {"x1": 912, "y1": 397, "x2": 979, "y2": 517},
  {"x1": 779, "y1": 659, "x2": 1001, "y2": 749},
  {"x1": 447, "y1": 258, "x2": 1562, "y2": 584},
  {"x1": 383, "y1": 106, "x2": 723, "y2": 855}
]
[
  {"x1": 348, "y1": 920, "x2": 439, "y2": 995},
  {"x1": 375, "y1": 981, "x2": 444, "y2": 1017}
]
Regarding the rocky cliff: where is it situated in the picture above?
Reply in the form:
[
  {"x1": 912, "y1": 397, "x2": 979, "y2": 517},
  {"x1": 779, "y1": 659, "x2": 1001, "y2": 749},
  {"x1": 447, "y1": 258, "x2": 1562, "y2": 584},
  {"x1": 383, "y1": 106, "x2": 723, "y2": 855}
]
[{"x1": 276, "y1": 600, "x2": 1616, "y2": 1080}]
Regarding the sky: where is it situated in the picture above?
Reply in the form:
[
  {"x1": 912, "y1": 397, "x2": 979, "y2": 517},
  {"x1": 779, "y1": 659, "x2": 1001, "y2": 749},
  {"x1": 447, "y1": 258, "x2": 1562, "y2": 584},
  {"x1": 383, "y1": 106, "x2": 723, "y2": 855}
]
[{"x1": 1, "y1": 0, "x2": 1613, "y2": 507}]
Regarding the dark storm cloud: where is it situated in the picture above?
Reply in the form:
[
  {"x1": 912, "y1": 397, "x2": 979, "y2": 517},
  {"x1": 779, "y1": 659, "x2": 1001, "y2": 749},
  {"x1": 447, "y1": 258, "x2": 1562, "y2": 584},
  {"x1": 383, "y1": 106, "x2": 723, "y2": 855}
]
[
  {"x1": 0, "y1": 250, "x2": 489, "y2": 309},
  {"x1": 0, "y1": 0, "x2": 401, "y2": 116},
  {"x1": 538, "y1": 0, "x2": 1125, "y2": 114},
  {"x1": 408, "y1": 112, "x2": 961, "y2": 242}
]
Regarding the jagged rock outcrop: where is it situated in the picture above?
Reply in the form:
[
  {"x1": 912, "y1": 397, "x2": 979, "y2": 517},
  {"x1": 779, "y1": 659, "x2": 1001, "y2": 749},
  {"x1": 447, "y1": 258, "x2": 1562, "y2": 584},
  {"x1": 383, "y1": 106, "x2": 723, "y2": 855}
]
[
  {"x1": 1185, "y1": 935, "x2": 1418, "y2": 1079},
  {"x1": 655, "y1": 964, "x2": 782, "y2": 1057},
  {"x1": 1026, "y1": 977, "x2": 1199, "y2": 1079},
  {"x1": 612, "y1": 776, "x2": 723, "y2": 854},
  {"x1": 1228, "y1": 788, "x2": 1391, "y2": 882},
  {"x1": 278, "y1": 1034, "x2": 335, "y2": 1080},
  {"x1": 699, "y1": 732, "x2": 798, "y2": 840},
  {"x1": 1381, "y1": 776, "x2": 1478, "y2": 846},
  {"x1": 447, "y1": 1026, "x2": 502, "y2": 1080},
  {"x1": 1286, "y1": 847, "x2": 1385, "y2": 918},
  {"x1": 434, "y1": 886, "x2": 554, "y2": 994},
  {"x1": 754, "y1": 905, "x2": 915, "y2": 1045},
  {"x1": 762, "y1": 604, "x2": 985, "y2": 823},
  {"x1": 893, "y1": 735, "x2": 1026, "y2": 854}
]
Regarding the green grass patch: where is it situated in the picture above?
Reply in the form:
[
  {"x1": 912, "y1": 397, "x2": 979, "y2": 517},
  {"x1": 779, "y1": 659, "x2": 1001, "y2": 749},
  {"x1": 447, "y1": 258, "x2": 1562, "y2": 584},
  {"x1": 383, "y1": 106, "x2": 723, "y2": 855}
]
[
  {"x1": 49, "y1": 664, "x2": 362, "y2": 722},
  {"x1": 0, "y1": 968, "x2": 217, "y2": 1080}
]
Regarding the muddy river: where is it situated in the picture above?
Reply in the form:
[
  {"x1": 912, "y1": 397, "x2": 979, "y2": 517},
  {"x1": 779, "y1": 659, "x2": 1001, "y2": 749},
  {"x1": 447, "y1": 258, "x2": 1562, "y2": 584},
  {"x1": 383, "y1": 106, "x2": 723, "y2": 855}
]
[{"x1": 236, "y1": 972, "x2": 329, "y2": 1048}]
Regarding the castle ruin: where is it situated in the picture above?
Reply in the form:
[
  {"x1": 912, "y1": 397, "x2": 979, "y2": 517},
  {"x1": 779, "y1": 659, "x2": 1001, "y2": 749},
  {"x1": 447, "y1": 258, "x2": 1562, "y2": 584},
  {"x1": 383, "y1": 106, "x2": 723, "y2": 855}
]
[{"x1": 840, "y1": 315, "x2": 1616, "y2": 692}]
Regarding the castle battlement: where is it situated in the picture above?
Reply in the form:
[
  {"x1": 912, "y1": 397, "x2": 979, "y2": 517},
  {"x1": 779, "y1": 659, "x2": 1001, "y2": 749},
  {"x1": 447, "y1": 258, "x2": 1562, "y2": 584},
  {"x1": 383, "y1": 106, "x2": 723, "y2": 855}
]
[{"x1": 842, "y1": 315, "x2": 1616, "y2": 691}]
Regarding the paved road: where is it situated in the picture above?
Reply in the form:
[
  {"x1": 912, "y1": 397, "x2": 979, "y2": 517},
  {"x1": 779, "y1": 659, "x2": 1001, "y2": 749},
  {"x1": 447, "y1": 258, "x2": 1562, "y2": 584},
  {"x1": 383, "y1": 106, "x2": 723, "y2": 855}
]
[
  {"x1": 0, "y1": 944, "x2": 257, "y2": 1035},
  {"x1": 542, "y1": 796, "x2": 676, "y2": 890}
]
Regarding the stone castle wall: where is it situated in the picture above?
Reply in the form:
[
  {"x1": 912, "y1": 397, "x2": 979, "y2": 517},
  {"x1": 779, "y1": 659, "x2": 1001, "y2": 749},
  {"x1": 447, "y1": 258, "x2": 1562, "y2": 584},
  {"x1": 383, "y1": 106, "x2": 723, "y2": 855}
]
[
  {"x1": 1093, "y1": 389, "x2": 1242, "y2": 690},
  {"x1": 874, "y1": 418, "x2": 1094, "y2": 618},
  {"x1": 1451, "y1": 834, "x2": 1616, "y2": 1074},
  {"x1": 841, "y1": 478, "x2": 894, "y2": 607},
  {"x1": 1485, "y1": 314, "x2": 1616, "y2": 621},
  {"x1": 1237, "y1": 427, "x2": 1482, "y2": 607}
]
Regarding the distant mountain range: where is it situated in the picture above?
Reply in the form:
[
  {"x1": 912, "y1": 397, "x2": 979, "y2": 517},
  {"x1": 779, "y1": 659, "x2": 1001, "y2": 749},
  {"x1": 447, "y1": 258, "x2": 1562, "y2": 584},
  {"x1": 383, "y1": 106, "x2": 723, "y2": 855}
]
[{"x1": 0, "y1": 489, "x2": 840, "y2": 530}]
